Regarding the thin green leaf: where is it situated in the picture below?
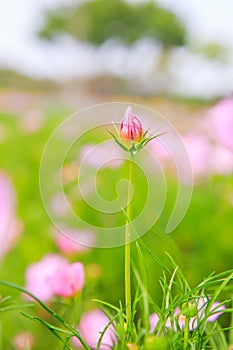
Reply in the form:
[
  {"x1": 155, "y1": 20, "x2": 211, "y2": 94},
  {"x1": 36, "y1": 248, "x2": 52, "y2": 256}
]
[
  {"x1": 165, "y1": 252, "x2": 190, "y2": 292},
  {"x1": 0, "y1": 303, "x2": 34, "y2": 313},
  {"x1": 21, "y1": 312, "x2": 73, "y2": 336},
  {"x1": 0, "y1": 280, "x2": 91, "y2": 350},
  {"x1": 120, "y1": 207, "x2": 171, "y2": 274},
  {"x1": 96, "y1": 311, "x2": 122, "y2": 350},
  {"x1": 205, "y1": 322, "x2": 228, "y2": 350},
  {"x1": 140, "y1": 131, "x2": 167, "y2": 147},
  {"x1": 0, "y1": 296, "x2": 12, "y2": 304},
  {"x1": 106, "y1": 128, "x2": 129, "y2": 151},
  {"x1": 21, "y1": 312, "x2": 73, "y2": 350},
  {"x1": 92, "y1": 299, "x2": 121, "y2": 313},
  {"x1": 111, "y1": 121, "x2": 120, "y2": 137},
  {"x1": 165, "y1": 266, "x2": 179, "y2": 309},
  {"x1": 132, "y1": 260, "x2": 150, "y2": 332},
  {"x1": 201, "y1": 271, "x2": 233, "y2": 325},
  {"x1": 230, "y1": 297, "x2": 233, "y2": 345}
]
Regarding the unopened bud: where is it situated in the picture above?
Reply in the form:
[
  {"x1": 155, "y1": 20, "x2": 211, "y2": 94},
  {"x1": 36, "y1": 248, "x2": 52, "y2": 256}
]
[{"x1": 120, "y1": 106, "x2": 143, "y2": 142}]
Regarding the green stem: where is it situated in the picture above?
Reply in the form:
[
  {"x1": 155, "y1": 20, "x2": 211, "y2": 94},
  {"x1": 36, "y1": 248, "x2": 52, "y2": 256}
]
[
  {"x1": 125, "y1": 155, "x2": 134, "y2": 327},
  {"x1": 184, "y1": 316, "x2": 190, "y2": 350},
  {"x1": 0, "y1": 281, "x2": 91, "y2": 350}
]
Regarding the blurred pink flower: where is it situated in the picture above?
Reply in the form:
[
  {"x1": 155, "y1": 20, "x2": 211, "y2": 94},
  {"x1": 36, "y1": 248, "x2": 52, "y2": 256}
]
[
  {"x1": 148, "y1": 138, "x2": 170, "y2": 162},
  {"x1": 210, "y1": 145, "x2": 233, "y2": 175},
  {"x1": 47, "y1": 262, "x2": 85, "y2": 298},
  {"x1": 207, "y1": 302, "x2": 226, "y2": 322},
  {"x1": 20, "y1": 110, "x2": 44, "y2": 134},
  {"x1": 25, "y1": 254, "x2": 85, "y2": 300},
  {"x1": 177, "y1": 299, "x2": 225, "y2": 331},
  {"x1": 150, "y1": 298, "x2": 225, "y2": 333},
  {"x1": 80, "y1": 143, "x2": 123, "y2": 169},
  {"x1": 149, "y1": 313, "x2": 172, "y2": 333},
  {"x1": 25, "y1": 254, "x2": 67, "y2": 301},
  {"x1": 207, "y1": 97, "x2": 233, "y2": 152},
  {"x1": 149, "y1": 313, "x2": 159, "y2": 333},
  {"x1": 50, "y1": 193, "x2": 70, "y2": 216},
  {"x1": 72, "y1": 309, "x2": 116, "y2": 349},
  {"x1": 13, "y1": 331, "x2": 34, "y2": 349},
  {"x1": 120, "y1": 106, "x2": 143, "y2": 142},
  {"x1": 182, "y1": 133, "x2": 211, "y2": 176},
  {"x1": 55, "y1": 229, "x2": 95, "y2": 255},
  {"x1": 0, "y1": 173, "x2": 22, "y2": 259}
]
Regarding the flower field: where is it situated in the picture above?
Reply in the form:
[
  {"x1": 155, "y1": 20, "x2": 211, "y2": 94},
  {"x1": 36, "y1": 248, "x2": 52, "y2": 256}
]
[{"x1": 0, "y1": 96, "x2": 233, "y2": 349}]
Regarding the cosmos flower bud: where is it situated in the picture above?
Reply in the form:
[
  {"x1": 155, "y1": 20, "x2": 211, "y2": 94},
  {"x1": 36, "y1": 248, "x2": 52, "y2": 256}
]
[
  {"x1": 120, "y1": 106, "x2": 143, "y2": 142},
  {"x1": 109, "y1": 106, "x2": 164, "y2": 155}
]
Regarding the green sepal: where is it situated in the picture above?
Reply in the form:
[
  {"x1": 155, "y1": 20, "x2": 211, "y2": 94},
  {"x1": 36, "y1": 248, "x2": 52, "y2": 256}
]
[
  {"x1": 106, "y1": 128, "x2": 129, "y2": 152},
  {"x1": 107, "y1": 125, "x2": 167, "y2": 155},
  {"x1": 140, "y1": 131, "x2": 167, "y2": 148}
]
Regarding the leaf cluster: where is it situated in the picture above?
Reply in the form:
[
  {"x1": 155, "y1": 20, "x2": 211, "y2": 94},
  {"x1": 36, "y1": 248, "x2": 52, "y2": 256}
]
[{"x1": 38, "y1": 0, "x2": 186, "y2": 48}]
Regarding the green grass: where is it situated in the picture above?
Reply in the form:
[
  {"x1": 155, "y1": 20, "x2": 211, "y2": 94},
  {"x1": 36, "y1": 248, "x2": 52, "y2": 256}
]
[{"x1": 0, "y1": 111, "x2": 233, "y2": 349}]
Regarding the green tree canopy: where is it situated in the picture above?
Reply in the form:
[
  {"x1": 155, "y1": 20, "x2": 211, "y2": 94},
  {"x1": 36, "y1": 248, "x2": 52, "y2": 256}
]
[{"x1": 39, "y1": 0, "x2": 187, "y2": 49}]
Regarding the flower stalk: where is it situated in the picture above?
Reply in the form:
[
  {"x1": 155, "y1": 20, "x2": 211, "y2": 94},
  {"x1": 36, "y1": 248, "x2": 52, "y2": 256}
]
[
  {"x1": 125, "y1": 154, "x2": 134, "y2": 327},
  {"x1": 183, "y1": 315, "x2": 190, "y2": 350},
  {"x1": 108, "y1": 105, "x2": 165, "y2": 331}
]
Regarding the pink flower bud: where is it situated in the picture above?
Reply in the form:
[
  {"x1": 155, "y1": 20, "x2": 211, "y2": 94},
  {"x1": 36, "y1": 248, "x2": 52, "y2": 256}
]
[{"x1": 120, "y1": 106, "x2": 143, "y2": 142}]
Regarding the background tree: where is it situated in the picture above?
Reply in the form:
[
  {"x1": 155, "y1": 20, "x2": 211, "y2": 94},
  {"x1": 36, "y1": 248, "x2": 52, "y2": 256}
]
[
  {"x1": 38, "y1": 0, "x2": 187, "y2": 93},
  {"x1": 39, "y1": 0, "x2": 186, "y2": 48}
]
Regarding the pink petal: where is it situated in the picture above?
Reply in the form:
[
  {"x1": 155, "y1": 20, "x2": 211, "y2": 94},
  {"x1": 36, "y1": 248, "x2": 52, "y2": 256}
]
[
  {"x1": 48, "y1": 262, "x2": 85, "y2": 298},
  {"x1": 182, "y1": 133, "x2": 211, "y2": 176},
  {"x1": 0, "y1": 173, "x2": 21, "y2": 258},
  {"x1": 25, "y1": 254, "x2": 67, "y2": 301},
  {"x1": 207, "y1": 98, "x2": 233, "y2": 152},
  {"x1": 120, "y1": 106, "x2": 143, "y2": 141},
  {"x1": 124, "y1": 106, "x2": 133, "y2": 125},
  {"x1": 80, "y1": 143, "x2": 123, "y2": 169},
  {"x1": 72, "y1": 309, "x2": 116, "y2": 349},
  {"x1": 149, "y1": 313, "x2": 160, "y2": 333},
  {"x1": 208, "y1": 302, "x2": 226, "y2": 322},
  {"x1": 209, "y1": 145, "x2": 233, "y2": 175},
  {"x1": 56, "y1": 229, "x2": 95, "y2": 255}
]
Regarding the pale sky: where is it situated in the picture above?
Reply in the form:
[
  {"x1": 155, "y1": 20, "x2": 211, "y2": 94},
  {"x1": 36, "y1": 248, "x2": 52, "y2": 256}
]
[{"x1": 0, "y1": 0, "x2": 233, "y2": 97}]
